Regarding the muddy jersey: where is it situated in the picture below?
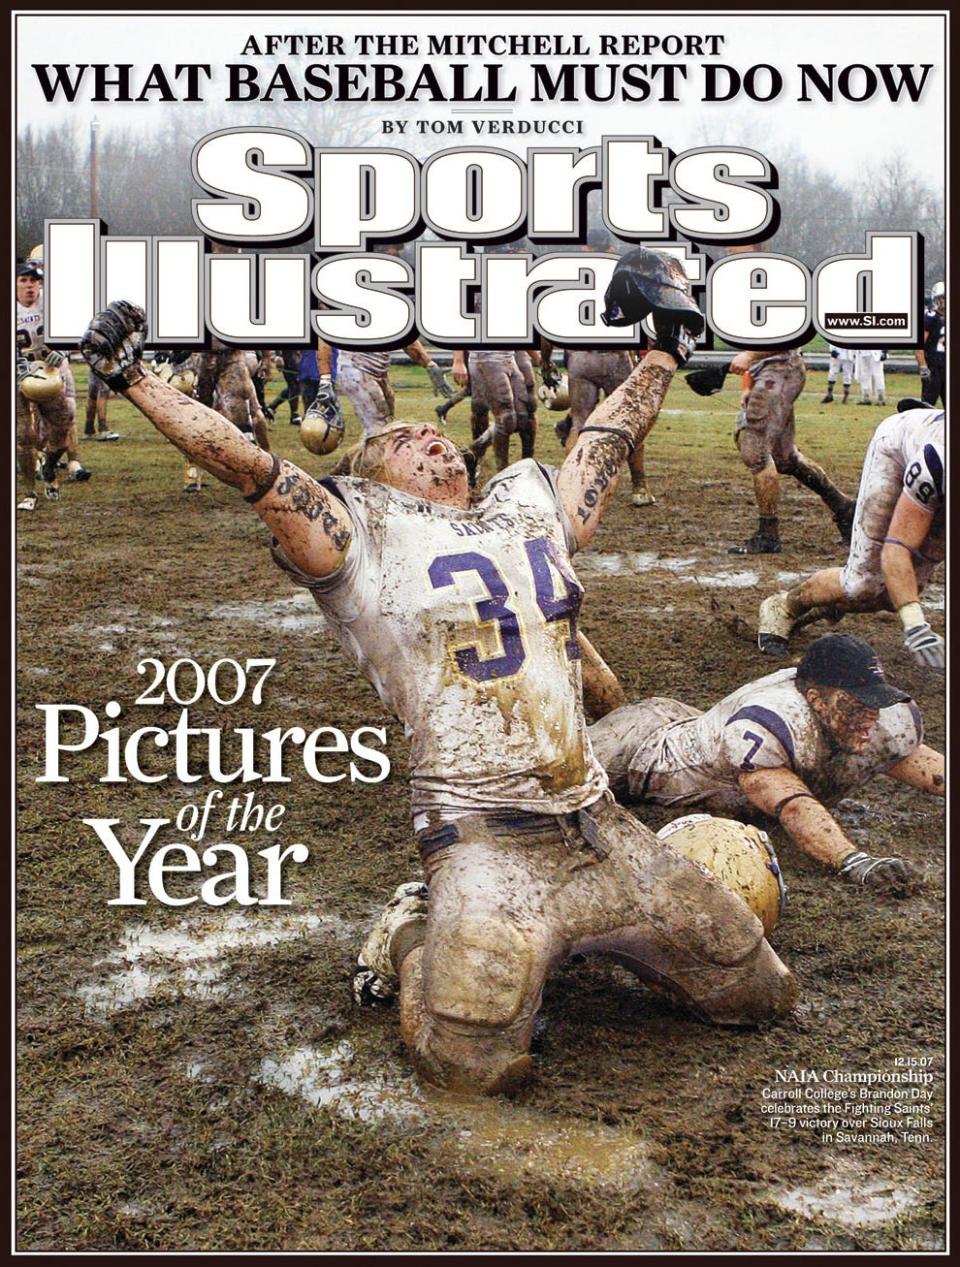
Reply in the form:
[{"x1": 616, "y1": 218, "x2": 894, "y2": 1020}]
[
  {"x1": 868, "y1": 408, "x2": 945, "y2": 514},
  {"x1": 614, "y1": 668, "x2": 923, "y2": 815},
  {"x1": 16, "y1": 299, "x2": 46, "y2": 356},
  {"x1": 339, "y1": 348, "x2": 392, "y2": 377},
  {"x1": 274, "y1": 460, "x2": 608, "y2": 820}
]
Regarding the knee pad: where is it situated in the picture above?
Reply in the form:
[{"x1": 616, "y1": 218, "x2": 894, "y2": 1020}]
[
  {"x1": 644, "y1": 847, "x2": 766, "y2": 968},
  {"x1": 737, "y1": 430, "x2": 771, "y2": 475},
  {"x1": 425, "y1": 915, "x2": 533, "y2": 1030}
]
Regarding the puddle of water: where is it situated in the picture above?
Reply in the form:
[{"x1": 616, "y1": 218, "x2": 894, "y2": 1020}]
[
  {"x1": 209, "y1": 593, "x2": 323, "y2": 632},
  {"x1": 577, "y1": 552, "x2": 698, "y2": 577},
  {"x1": 576, "y1": 553, "x2": 761, "y2": 589},
  {"x1": 256, "y1": 1041, "x2": 428, "y2": 1126},
  {"x1": 772, "y1": 1179, "x2": 921, "y2": 1228},
  {"x1": 680, "y1": 570, "x2": 759, "y2": 589},
  {"x1": 436, "y1": 1093, "x2": 659, "y2": 1191},
  {"x1": 254, "y1": 1037, "x2": 659, "y2": 1190},
  {"x1": 81, "y1": 911, "x2": 354, "y2": 1014}
]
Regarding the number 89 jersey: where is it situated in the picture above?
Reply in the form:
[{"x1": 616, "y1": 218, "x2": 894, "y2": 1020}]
[{"x1": 274, "y1": 459, "x2": 608, "y2": 820}]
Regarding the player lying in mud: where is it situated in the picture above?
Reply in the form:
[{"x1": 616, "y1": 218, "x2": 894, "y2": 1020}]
[
  {"x1": 588, "y1": 632, "x2": 944, "y2": 896},
  {"x1": 81, "y1": 250, "x2": 796, "y2": 1098}
]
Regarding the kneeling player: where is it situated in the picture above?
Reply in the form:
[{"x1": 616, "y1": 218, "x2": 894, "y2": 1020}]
[
  {"x1": 757, "y1": 405, "x2": 945, "y2": 669},
  {"x1": 588, "y1": 633, "x2": 943, "y2": 895},
  {"x1": 80, "y1": 250, "x2": 795, "y2": 1097}
]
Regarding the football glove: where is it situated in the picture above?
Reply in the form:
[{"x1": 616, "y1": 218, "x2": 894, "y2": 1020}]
[
  {"x1": 81, "y1": 301, "x2": 148, "y2": 392},
  {"x1": 838, "y1": 850, "x2": 915, "y2": 895},
  {"x1": 315, "y1": 374, "x2": 337, "y2": 409},
  {"x1": 919, "y1": 365, "x2": 931, "y2": 380},
  {"x1": 903, "y1": 622, "x2": 945, "y2": 670},
  {"x1": 540, "y1": 361, "x2": 561, "y2": 389},
  {"x1": 43, "y1": 349, "x2": 65, "y2": 369},
  {"x1": 426, "y1": 361, "x2": 453, "y2": 398}
]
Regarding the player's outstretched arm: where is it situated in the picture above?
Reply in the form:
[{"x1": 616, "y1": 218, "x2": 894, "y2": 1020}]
[
  {"x1": 557, "y1": 349, "x2": 677, "y2": 548},
  {"x1": 556, "y1": 247, "x2": 702, "y2": 548},
  {"x1": 880, "y1": 492, "x2": 943, "y2": 670},
  {"x1": 885, "y1": 746, "x2": 945, "y2": 796},
  {"x1": 82, "y1": 303, "x2": 351, "y2": 580},
  {"x1": 738, "y1": 766, "x2": 914, "y2": 894}
]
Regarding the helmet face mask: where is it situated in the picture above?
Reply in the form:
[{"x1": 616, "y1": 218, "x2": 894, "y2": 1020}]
[
  {"x1": 301, "y1": 398, "x2": 345, "y2": 455},
  {"x1": 537, "y1": 373, "x2": 570, "y2": 411}
]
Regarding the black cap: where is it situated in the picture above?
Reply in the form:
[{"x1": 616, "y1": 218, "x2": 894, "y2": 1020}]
[
  {"x1": 798, "y1": 634, "x2": 910, "y2": 709},
  {"x1": 17, "y1": 260, "x2": 42, "y2": 279}
]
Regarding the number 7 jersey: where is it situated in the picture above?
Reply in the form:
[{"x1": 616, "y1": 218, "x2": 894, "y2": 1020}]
[{"x1": 273, "y1": 459, "x2": 608, "y2": 820}]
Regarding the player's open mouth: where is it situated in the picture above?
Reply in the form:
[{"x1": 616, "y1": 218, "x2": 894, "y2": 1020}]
[{"x1": 426, "y1": 439, "x2": 447, "y2": 456}]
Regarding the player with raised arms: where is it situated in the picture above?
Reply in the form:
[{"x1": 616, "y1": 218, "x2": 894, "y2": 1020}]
[{"x1": 79, "y1": 249, "x2": 796, "y2": 1097}]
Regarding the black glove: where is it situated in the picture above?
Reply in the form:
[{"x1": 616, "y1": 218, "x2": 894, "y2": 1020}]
[
  {"x1": 652, "y1": 318, "x2": 699, "y2": 367},
  {"x1": 81, "y1": 301, "x2": 148, "y2": 392},
  {"x1": 685, "y1": 362, "x2": 731, "y2": 396}
]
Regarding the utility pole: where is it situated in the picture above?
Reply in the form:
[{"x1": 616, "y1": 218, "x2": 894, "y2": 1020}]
[{"x1": 89, "y1": 116, "x2": 100, "y2": 218}]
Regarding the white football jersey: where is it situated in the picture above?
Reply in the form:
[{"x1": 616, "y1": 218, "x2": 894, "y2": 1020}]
[
  {"x1": 624, "y1": 668, "x2": 923, "y2": 815},
  {"x1": 338, "y1": 348, "x2": 392, "y2": 377},
  {"x1": 16, "y1": 298, "x2": 46, "y2": 355},
  {"x1": 869, "y1": 408, "x2": 945, "y2": 513},
  {"x1": 274, "y1": 460, "x2": 608, "y2": 820}
]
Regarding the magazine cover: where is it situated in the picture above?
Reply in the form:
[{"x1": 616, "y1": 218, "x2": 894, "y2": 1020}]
[{"x1": 14, "y1": 9, "x2": 946, "y2": 1253}]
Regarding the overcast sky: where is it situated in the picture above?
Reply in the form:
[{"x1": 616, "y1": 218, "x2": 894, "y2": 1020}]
[{"x1": 15, "y1": 11, "x2": 946, "y2": 185}]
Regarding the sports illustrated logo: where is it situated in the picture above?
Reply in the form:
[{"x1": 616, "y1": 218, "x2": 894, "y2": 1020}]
[{"x1": 40, "y1": 130, "x2": 923, "y2": 352}]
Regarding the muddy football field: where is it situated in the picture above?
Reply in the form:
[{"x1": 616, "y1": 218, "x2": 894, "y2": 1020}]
[{"x1": 16, "y1": 364, "x2": 945, "y2": 1251}]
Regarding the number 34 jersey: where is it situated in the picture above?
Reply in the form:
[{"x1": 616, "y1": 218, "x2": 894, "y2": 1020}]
[{"x1": 274, "y1": 460, "x2": 608, "y2": 820}]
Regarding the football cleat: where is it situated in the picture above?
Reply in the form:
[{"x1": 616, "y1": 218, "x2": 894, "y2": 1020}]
[
  {"x1": 43, "y1": 484, "x2": 60, "y2": 502},
  {"x1": 17, "y1": 494, "x2": 38, "y2": 512},
  {"x1": 757, "y1": 591, "x2": 794, "y2": 657},
  {"x1": 68, "y1": 464, "x2": 93, "y2": 482},
  {"x1": 631, "y1": 486, "x2": 657, "y2": 507},
  {"x1": 729, "y1": 532, "x2": 782, "y2": 556},
  {"x1": 353, "y1": 881, "x2": 429, "y2": 1006}
]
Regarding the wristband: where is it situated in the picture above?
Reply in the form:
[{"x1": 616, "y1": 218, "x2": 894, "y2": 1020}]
[
  {"x1": 897, "y1": 601, "x2": 925, "y2": 632},
  {"x1": 244, "y1": 453, "x2": 282, "y2": 505},
  {"x1": 578, "y1": 425, "x2": 637, "y2": 449}
]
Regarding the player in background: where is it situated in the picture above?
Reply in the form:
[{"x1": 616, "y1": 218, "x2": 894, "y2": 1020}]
[
  {"x1": 268, "y1": 349, "x2": 303, "y2": 426},
  {"x1": 722, "y1": 245, "x2": 854, "y2": 554},
  {"x1": 16, "y1": 260, "x2": 92, "y2": 508},
  {"x1": 80, "y1": 250, "x2": 795, "y2": 1096},
  {"x1": 588, "y1": 633, "x2": 940, "y2": 896},
  {"x1": 543, "y1": 340, "x2": 655, "y2": 507},
  {"x1": 916, "y1": 281, "x2": 945, "y2": 406},
  {"x1": 757, "y1": 405, "x2": 945, "y2": 670},
  {"x1": 821, "y1": 344, "x2": 855, "y2": 405},
  {"x1": 322, "y1": 340, "x2": 452, "y2": 439},
  {"x1": 83, "y1": 375, "x2": 120, "y2": 442},
  {"x1": 855, "y1": 349, "x2": 887, "y2": 407},
  {"x1": 212, "y1": 350, "x2": 271, "y2": 451}
]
